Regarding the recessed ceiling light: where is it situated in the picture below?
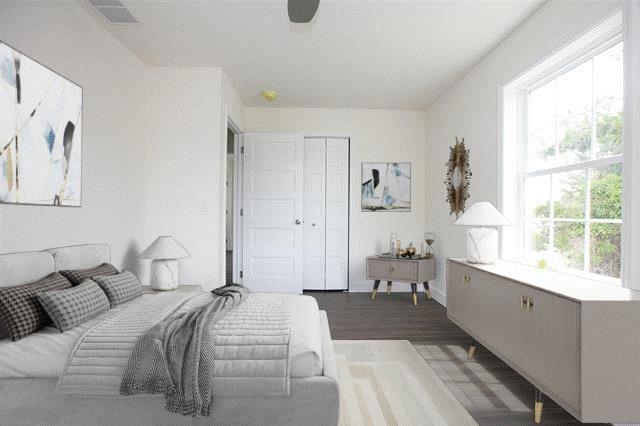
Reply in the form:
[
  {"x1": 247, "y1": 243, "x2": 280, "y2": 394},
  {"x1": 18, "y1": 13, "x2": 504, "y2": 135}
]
[{"x1": 262, "y1": 90, "x2": 278, "y2": 102}]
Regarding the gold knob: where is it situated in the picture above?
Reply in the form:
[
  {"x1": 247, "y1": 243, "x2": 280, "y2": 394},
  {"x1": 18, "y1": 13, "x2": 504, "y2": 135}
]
[
  {"x1": 463, "y1": 275, "x2": 470, "y2": 284},
  {"x1": 526, "y1": 297, "x2": 533, "y2": 312},
  {"x1": 521, "y1": 296, "x2": 527, "y2": 310},
  {"x1": 389, "y1": 266, "x2": 395, "y2": 274}
]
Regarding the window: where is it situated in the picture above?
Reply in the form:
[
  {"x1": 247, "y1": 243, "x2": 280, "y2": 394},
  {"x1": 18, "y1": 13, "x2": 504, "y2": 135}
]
[{"x1": 503, "y1": 15, "x2": 623, "y2": 283}]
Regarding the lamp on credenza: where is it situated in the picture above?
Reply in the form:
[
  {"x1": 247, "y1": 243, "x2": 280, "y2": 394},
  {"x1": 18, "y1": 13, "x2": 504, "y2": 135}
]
[
  {"x1": 139, "y1": 236, "x2": 190, "y2": 291},
  {"x1": 454, "y1": 202, "x2": 512, "y2": 264}
]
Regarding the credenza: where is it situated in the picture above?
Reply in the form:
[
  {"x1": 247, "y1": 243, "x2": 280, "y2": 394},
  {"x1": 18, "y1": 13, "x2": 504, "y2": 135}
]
[{"x1": 447, "y1": 258, "x2": 640, "y2": 424}]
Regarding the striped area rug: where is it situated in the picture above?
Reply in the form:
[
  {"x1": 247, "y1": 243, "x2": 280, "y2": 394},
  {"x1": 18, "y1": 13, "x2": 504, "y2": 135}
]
[{"x1": 334, "y1": 340, "x2": 477, "y2": 426}]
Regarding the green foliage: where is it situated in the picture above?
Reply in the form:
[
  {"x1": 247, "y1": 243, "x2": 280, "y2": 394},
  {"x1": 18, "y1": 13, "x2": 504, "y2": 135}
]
[{"x1": 532, "y1": 108, "x2": 622, "y2": 278}]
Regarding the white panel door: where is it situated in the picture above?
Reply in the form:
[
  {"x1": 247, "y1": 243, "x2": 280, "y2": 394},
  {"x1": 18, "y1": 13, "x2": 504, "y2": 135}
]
[
  {"x1": 325, "y1": 138, "x2": 349, "y2": 290},
  {"x1": 243, "y1": 133, "x2": 304, "y2": 294},
  {"x1": 303, "y1": 138, "x2": 326, "y2": 290}
]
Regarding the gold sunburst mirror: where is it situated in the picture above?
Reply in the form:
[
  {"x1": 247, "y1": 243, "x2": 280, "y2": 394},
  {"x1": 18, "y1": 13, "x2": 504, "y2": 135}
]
[{"x1": 445, "y1": 137, "x2": 471, "y2": 218}]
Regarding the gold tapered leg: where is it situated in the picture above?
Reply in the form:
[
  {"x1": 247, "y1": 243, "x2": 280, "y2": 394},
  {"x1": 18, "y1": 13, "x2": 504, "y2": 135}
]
[
  {"x1": 468, "y1": 345, "x2": 476, "y2": 360},
  {"x1": 386, "y1": 282, "x2": 392, "y2": 294},
  {"x1": 411, "y1": 283, "x2": 418, "y2": 306},
  {"x1": 371, "y1": 280, "x2": 380, "y2": 300},
  {"x1": 424, "y1": 289, "x2": 432, "y2": 300},
  {"x1": 534, "y1": 401, "x2": 543, "y2": 424}
]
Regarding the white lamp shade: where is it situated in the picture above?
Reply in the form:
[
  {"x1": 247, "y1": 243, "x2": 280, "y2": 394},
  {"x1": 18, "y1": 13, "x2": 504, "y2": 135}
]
[
  {"x1": 454, "y1": 202, "x2": 512, "y2": 227},
  {"x1": 139, "y1": 236, "x2": 190, "y2": 260}
]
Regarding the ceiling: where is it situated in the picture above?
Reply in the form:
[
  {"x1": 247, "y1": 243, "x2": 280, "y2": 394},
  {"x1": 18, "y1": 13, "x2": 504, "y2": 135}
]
[{"x1": 85, "y1": 0, "x2": 543, "y2": 110}]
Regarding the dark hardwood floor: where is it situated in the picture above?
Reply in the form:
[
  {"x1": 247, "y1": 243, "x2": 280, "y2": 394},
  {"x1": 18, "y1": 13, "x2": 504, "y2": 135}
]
[{"x1": 305, "y1": 291, "x2": 606, "y2": 426}]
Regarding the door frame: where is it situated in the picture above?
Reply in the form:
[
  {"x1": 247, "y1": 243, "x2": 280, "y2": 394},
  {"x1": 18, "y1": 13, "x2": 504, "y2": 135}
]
[
  {"x1": 226, "y1": 117, "x2": 243, "y2": 285},
  {"x1": 233, "y1": 132, "x2": 351, "y2": 292}
]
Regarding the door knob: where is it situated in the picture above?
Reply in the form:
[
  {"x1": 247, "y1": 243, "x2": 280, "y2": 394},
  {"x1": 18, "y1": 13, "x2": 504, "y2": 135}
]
[{"x1": 295, "y1": 219, "x2": 302, "y2": 225}]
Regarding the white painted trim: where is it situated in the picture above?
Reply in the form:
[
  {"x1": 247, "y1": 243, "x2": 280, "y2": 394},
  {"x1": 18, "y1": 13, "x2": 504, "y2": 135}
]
[
  {"x1": 430, "y1": 286, "x2": 447, "y2": 308},
  {"x1": 222, "y1": 115, "x2": 243, "y2": 286},
  {"x1": 229, "y1": 119, "x2": 243, "y2": 285},
  {"x1": 525, "y1": 155, "x2": 623, "y2": 178},
  {"x1": 622, "y1": 0, "x2": 640, "y2": 291}
]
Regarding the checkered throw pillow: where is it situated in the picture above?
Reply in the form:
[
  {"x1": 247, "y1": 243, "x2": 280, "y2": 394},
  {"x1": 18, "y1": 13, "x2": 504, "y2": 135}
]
[
  {"x1": 37, "y1": 280, "x2": 110, "y2": 332},
  {"x1": 0, "y1": 272, "x2": 72, "y2": 341},
  {"x1": 59, "y1": 263, "x2": 119, "y2": 286},
  {"x1": 92, "y1": 270, "x2": 143, "y2": 307}
]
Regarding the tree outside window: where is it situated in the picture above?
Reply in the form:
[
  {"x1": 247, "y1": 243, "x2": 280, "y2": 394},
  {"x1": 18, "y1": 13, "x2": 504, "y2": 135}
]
[{"x1": 523, "y1": 42, "x2": 623, "y2": 280}]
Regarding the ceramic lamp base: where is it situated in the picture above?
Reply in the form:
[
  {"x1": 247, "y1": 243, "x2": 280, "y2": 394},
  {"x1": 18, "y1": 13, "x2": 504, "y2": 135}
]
[
  {"x1": 465, "y1": 228, "x2": 498, "y2": 264},
  {"x1": 150, "y1": 259, "x2": 179, "y2": 291}
]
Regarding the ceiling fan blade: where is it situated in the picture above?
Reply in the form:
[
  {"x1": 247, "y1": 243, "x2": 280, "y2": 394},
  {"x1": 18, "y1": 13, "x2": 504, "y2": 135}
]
[{"x1": 288, "y1": 0, "x2": 320, "y2": 23}]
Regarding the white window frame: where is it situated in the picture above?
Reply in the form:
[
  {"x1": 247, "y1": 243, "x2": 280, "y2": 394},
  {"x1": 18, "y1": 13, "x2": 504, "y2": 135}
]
[{"x1": 502, "y1": 12, "x2": 623, "y2": 284}]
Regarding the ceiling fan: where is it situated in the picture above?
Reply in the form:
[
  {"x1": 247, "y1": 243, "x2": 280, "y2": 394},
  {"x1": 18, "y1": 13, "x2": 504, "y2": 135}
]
[{"x1": 288, "y1": 0, "x2": 320, "y2": 23}]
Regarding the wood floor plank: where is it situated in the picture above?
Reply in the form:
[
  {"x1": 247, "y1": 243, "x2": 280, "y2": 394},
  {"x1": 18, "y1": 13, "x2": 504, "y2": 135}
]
[{"x1": 305, "y1": 291, "x2": 608, "y2": 426}]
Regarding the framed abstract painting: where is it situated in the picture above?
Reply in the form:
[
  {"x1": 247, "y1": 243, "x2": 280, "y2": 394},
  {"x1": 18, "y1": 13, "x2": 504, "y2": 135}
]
[
  {"x1": 361, "y1": 162, "x2": 411, "y2": 212},
  {"x1": 0, "y1": 42, "x2": 82, "y2": 206}
]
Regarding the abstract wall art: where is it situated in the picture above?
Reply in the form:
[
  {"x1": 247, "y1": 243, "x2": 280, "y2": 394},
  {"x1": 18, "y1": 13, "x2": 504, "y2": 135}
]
[
  {"x1": 361, "y1": 162, "x2": 411, "y2": 212},
  {"x1": 0, "y1": 42, "x2": 82, "y2": 206}
]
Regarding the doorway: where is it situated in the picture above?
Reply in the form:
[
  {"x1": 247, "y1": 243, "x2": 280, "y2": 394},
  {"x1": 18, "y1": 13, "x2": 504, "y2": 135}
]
[{"x1": 225, "y1": 121, "x2": 243, "y2": 285}]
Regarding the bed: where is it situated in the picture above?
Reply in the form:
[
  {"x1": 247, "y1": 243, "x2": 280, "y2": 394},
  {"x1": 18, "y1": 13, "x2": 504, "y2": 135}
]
[{"x1": 0, "y1": 244, "x2": 339, "y2": 425}]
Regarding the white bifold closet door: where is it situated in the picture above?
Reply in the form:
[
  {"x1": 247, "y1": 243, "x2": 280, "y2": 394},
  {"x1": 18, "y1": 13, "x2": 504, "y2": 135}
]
[{"x1": 303, "y1": 138, "x2": 349, "y2": 290}]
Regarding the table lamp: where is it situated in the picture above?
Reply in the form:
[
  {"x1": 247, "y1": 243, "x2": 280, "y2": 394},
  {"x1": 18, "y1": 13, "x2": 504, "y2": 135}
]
[
  {"x1": 139, "y1": 236, "x2": 190, "y2": 290},
  {"x1": 454, "y1": 202, "x2": 511, "y2": 264}
]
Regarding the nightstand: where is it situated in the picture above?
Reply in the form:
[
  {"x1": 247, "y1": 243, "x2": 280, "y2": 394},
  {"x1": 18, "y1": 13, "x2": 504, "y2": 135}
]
[
  {"x1": 143, "y1": 285, "x2": 202, "y2": 294},
  {"x1": 366, "y1": 255, "x2": 436, "y2": 305}
]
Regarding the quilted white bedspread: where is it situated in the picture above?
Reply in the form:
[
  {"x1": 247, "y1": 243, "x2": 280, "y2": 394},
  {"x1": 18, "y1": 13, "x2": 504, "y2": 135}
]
[
  {"x1": 0, "y1": 292, "x2": 323, "y2": 386},
  {"x1": 53, "y1": 291, "x2": 324, "y2": 398},
  {"x1": 55, "y1": 291, "x2": 208, "y2": 395}
]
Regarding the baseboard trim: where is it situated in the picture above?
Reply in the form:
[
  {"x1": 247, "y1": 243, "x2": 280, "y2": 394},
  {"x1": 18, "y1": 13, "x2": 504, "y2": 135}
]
[{"x1": 430, "y1": 287, "x2": 446, "y2": 307}]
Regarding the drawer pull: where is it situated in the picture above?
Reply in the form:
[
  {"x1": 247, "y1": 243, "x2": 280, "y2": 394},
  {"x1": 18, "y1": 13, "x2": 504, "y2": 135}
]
[
  {"x1": 463, "y1": 275, "x2": 471, "y2": 284},
  {"x1": 389, "y1": 266, "x2": 395, "y2": 274},
  {"x1": 521, "y1": 296, "x2": 527, "y2": 310},
  {"x1": 526, "y1": 297, "x2": 534, "y2": 312}
]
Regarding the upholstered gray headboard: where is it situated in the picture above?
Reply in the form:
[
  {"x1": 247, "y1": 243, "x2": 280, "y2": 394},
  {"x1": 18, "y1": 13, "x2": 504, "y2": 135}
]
[
  {"x1": 0, "y1": 244, "x2": 111, "y2": 340},
  {"x1": 46, "y1": 244, "x2": 111, "y2": 271},
  {"x1": 0, "y1": 251, "x2": 55, "y2": 288},
  {"x1": 0, "y1": 244, "x2": 111, "y2": 287}
]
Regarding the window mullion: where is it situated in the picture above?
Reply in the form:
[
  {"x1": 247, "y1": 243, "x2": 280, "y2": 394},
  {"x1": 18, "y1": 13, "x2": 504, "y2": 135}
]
[
  {"x1": 554, "y1": 79, "x2": 559, "y2": 158},
  {"x1": 549, "y1": 173, "x2": 555, "y2": 252},
  {"x1": 591, "y1": 57, "x2": 598, "y2": 161},
  {"x1": 584, "y1": 169, "x2": 592, "y2": 273},
  {"x1": 584, "y1": 56, "x2": 596, "y2": 274},
  {"x1": 520, "y1": 90, "x2": 529, "y2": 261}
]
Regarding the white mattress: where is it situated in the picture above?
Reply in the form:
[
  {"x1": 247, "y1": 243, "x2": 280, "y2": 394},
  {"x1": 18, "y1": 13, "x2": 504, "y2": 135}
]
[
  {"x1": 0, "y1": 292, "x2": 323, "y2": 380},
  {"x1": 288, "y1": 295, "x2": 323, "y2": 377}
]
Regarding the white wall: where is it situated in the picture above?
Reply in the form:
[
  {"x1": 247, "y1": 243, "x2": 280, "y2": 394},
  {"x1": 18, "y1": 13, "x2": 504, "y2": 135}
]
[
  {"x1": 218, "y1": 71, "x2": 244, "y2": 284},
  {"x1": 244, "y1": 108, "x2": 428, "y2": 295},
  {"x1": 424, "y1": 0, "x2": 622, "y2": 305},
  {"x1": 222, "y1": 71, "x2": 244, "y2": 130},
  {"x1": 0, "y1": 1, "x2": 147, "y2": 274},
  {"x1": 142, "y1": 67, "x2": 225, "y2": 289},
  {"x1": 0, "y1": 3, "x2": 244, "y2": 289}
]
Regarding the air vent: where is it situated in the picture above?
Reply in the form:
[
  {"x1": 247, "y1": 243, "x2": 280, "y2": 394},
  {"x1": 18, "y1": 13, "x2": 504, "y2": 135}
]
[{"x1": 89, "y1": 0, "x2": 138, "y2": 24}]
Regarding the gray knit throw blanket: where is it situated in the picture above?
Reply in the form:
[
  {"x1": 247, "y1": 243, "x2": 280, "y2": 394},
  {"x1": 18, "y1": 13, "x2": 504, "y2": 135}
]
[{"x1": 120, "y1": 285, "x2": 248, "y2": 417}]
